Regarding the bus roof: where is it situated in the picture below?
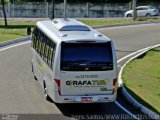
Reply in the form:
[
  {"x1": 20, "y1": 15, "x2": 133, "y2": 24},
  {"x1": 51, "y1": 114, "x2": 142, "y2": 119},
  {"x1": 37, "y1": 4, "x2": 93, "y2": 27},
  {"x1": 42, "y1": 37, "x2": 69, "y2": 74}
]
[{"x1": 36, "y1": 18, "x2": 111, "y2": 43}]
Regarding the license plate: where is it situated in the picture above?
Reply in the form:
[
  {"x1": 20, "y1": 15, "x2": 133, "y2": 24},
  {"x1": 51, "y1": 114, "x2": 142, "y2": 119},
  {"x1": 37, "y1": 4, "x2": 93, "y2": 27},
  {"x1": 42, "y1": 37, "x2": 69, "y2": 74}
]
[{"x1": 81, "y1": 97, "x2": 93, "y2": 102}]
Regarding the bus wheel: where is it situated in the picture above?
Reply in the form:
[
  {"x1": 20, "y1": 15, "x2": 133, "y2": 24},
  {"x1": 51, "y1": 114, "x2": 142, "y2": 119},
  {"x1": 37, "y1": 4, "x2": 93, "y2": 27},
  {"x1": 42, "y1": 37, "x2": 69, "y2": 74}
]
[
  {"x1": 32, "y1": 62, "x2": 38, "y2": 80},
  {"x1": 43, "y1": 82, "x2": 50, "y2": 101}
]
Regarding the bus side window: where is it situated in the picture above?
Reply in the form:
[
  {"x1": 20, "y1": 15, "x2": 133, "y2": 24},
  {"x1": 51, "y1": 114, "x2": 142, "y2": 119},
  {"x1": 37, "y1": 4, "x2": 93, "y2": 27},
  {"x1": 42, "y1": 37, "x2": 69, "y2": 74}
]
[
  {"x1": 39, "y1": 31, "x2": 44, "y2": 57},
  {"x1": 51, "y1": 42, "x2": 56, "y2": 68},
  {"x1": 45, "y1": 38, "x2": 56, "y2": 69},
  {"x1": 47, "y1": 39, "x2": 51, "y2": 66},
  {"x1": 32, "y1": 27, "x2": 56, "y2": 70},
  {"x1": 39, "y1": 31, "x2": 44, "y2": 56},
  {"x1": 35, "y1": 29, "x2": 41, "y2": 53},
  {"x1": 32, "y1": 27, "x2": 37, "y2": 49},
  {"x1": 48, "y1": 42, "x2": 53, "y2": 68},
  {"x1": 41, "y1": 34, "x2": 46, "y2": 60},
  {"x1": 45, "y1": 38, "x2": 49, "y2": 64},
  {"x1": 32, "y1": 29, "x2": 35, "y2": 47}
]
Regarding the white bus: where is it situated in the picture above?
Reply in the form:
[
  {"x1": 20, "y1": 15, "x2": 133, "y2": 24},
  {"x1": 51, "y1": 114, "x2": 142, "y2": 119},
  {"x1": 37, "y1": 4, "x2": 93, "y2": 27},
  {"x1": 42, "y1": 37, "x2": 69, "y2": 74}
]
[{"x1": 31, "y1": 18, "x2": 118, "y2": 103}]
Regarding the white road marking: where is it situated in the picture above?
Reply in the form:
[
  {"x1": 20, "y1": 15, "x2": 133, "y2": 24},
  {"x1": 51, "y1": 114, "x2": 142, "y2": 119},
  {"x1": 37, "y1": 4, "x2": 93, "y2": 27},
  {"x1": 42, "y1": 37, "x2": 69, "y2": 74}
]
[
  {"x1": 117, "y1": 44, "x2": 160, "y2": 63},
  {"x1": 0, "y1": 41, "x2": 31, "y2": 52},
  {"x1": 115, "y1": 49, "x2": 145, "y2": 120},
  {"x1": 115, "y1": 101, "x2": 141, "y2": 120}
]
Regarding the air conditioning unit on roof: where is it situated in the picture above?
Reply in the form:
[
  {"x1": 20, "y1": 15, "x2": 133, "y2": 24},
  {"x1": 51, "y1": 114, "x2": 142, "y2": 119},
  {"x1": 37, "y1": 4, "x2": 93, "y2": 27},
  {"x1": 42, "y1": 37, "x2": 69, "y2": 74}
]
[{"x1": 52, "y1": 18, "x2": 90, "y2": 31}]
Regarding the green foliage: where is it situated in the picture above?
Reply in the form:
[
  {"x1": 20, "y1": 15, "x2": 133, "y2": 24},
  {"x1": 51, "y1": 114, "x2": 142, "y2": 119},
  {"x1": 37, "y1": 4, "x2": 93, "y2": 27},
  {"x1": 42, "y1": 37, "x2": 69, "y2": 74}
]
[
  {"x1": 5, "y1": 0, "x2": 159, "y2": 3},
  {"x1": 80, "y1": 18, "x2": 133, "y2": 26},
  {"x1": 0, "y1": 0, "x2": 9, "y2": 3},
  {"x1": 5, "y1": 0, "x2": 10, "y2": 3},
  {"x1": 9, "y1": 0, "x2": 132, "y2": 3},
  {"x1": 0, "y1": 20, "x2": 36, "y2": 42},
  {"x1": 15, "y1": 0, "x2": 45, "y2": 2}
]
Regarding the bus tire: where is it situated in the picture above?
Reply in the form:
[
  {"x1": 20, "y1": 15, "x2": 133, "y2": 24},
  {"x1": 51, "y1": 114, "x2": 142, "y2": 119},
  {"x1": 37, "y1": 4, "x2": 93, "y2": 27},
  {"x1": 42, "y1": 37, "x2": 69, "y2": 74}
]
[
  {"x1": 32, "y1": 62, "x2": 38, "y2": 81},
  {"x1": 43, "y1": 81, "x2": 50, "y2": 101}
]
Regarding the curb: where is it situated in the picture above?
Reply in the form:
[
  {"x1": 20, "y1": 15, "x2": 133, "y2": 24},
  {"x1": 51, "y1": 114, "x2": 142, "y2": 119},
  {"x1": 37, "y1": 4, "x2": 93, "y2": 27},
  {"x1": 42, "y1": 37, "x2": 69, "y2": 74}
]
[
  {"x1": 122, "y1": 87, "x2": 160, "y2": 120},
  {"x1": 92, "y1": 21, "x2": 160, "y2": 29},
  {"x1": 118, "y1": 44, "x2": 160, "y2": 119},
  {"x1": 0, "y1": 36, "x2": 31, "y2": 47}
]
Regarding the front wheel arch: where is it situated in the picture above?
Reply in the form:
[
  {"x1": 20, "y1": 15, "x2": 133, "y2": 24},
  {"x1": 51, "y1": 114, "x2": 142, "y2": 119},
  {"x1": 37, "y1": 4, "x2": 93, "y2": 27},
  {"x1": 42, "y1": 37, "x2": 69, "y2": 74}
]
[
  {"x1": 32, "y1": 62, "x2": 38, "y2": 80},
  {"x1": 127, "y1": 14, "x2": 132, "y2": 17},
  {"x1": 43, "y1": 81, "x2": 50, "y2": 101}
]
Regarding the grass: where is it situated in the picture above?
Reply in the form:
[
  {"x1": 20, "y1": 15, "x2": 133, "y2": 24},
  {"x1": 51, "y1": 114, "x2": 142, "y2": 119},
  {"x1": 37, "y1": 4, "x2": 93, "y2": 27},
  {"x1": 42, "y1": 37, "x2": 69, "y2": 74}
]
[
  {"x1": 136, "y1": 16, "x2": 160, "y2": 21},
  {"x1": 0, "y1": 20, "x2": 36, "y2": 42},
  {"x1": 0, "y1": 17, "x2": 160, "y2": 42},
  {"x1": 79, "y1": 17, "x2": 160, "y2": 26},
  {"x1": 122, "y1": 47, "x2": 160, "y2": 114},
  {"x1": 79, "y1": 18, "x2": 133, "y2": 26}
]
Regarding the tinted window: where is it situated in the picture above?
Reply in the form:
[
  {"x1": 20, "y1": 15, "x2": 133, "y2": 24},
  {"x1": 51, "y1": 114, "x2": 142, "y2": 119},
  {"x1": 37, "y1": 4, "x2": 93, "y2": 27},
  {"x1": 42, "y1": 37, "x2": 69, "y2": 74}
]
[
  {"x1": 148, "y1": 6, "x2": 155, "y2": 9},
  {"x1": 137, "y1": 7, "x2": 147, "y2": 10},
  {"x1": 61, "y1": 42, "x2": 113, "y2": 71},
  {"x1": 32, "y1": 27, "x2": 56, "y2": 69}
]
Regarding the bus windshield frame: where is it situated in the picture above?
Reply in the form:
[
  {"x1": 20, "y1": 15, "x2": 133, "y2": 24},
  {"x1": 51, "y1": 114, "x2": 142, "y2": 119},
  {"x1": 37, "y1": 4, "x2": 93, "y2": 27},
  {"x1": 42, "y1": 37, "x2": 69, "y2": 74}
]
[{"x1": 60, "y1": 42, "x2": 113, "y2": 71}]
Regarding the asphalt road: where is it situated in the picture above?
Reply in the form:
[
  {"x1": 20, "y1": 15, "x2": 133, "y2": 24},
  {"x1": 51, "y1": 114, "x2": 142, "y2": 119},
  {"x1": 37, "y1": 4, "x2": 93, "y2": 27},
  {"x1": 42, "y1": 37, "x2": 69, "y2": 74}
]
[{"x1": 0, "y1": 23, "x2": 160, "y2": 120}]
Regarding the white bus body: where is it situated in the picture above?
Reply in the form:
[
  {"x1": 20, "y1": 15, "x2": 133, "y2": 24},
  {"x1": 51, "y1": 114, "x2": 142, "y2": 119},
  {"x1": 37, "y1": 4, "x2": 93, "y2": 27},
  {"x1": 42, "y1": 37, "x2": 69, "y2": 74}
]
[{"x1": 31, "y1": 18, "x2": 118, "y2": 103}]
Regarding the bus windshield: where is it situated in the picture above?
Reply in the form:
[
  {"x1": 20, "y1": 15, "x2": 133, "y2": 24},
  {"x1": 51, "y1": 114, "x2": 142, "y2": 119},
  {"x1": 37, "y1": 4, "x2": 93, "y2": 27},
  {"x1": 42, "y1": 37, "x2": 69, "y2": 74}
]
[{"x1": 61, "y1": 42, "x2": 113, "y2": 71}]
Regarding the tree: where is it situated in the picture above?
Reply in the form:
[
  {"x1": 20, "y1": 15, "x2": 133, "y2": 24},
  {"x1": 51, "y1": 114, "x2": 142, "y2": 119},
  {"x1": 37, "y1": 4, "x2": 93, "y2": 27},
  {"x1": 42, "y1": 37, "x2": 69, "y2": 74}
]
[
  {"x1": 1, "y1": 0, "x2": 8, "y2": 27},
  {"x1": 9, "y1": 0, "x2": 133, "y2": 3}
]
